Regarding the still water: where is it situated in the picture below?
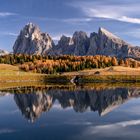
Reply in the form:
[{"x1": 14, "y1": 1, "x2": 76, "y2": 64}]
[{"x1": 0, "y1": 86, "x2": 140, "y2": 140}]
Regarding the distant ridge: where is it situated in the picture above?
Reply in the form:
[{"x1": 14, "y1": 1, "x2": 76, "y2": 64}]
[{"x1": 13, "y1": 23, "x2": 140, "y2": 58}]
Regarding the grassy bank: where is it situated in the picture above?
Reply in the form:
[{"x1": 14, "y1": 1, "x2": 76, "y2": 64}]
[
  {"x1": 0, "y1": 64, "x2": 72, "y2": 83},
  {"x1": 0, "y1": 81, "x2": 76, "y2": 90},
  {"x1": 1, "y1": 64, "x2": 140, "y2": 85},
  {"x1": 78, "y1": 75, "x2": 140, "y2": 83},
  {"x1": 0, "y1": 74, "x2": 72, "y2": 83},
  {"x1": 1, "y1": 82, "x2": 140, "y2": 94},
  {"x1": 62, "y1": 66, "x2": 140, "y2": 76}
]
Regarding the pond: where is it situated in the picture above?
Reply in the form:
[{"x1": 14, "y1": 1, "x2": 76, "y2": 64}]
[{"x1": 0, "y1": 86, "x2": 140, "y2": 140}]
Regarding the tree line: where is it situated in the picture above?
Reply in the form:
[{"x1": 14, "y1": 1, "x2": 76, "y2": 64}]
[{"x1": 0, "y1": 54, "x2": 139, "y2": 74}]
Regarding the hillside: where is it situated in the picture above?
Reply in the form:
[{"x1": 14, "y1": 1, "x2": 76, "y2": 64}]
[
  {"x1": 62, "y1": 66, "x2": 140, "y2": 76},
  {"x1": 1, "y1": 64, "x2": 140, "y2": 84},
  {"x1": 1, "y1": 64, "x2": 140, "y2": 76},
  {"x1": 0, "y1": 64, "x2": 46, "y2": 82}
]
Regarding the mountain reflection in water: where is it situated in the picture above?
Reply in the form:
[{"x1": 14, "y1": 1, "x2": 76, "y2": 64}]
[{"x1": 10, "y1": 87, "x2": 140, "y2": 122}]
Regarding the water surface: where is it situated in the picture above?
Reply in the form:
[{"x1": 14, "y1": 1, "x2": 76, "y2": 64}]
[{"x1": 0, "y1": 86, "x2": 140, "y2": 140}]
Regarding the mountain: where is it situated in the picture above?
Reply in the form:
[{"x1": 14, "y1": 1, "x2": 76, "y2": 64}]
[
  {"x1": 0, "y1": 49, "x2": 9, "y2": 56},
  {"x1": 87, "y1": 28, "x2": 140, "y2": 58},
  {"x1": 13, "y1": 23, "x2": 55, "y2": 55},
  {"x1": 13, "y1": 23, "x2": 140, "y2": 58},
  {"x1": 50, "y1": 31, "x2": 90, "y2": 55}
]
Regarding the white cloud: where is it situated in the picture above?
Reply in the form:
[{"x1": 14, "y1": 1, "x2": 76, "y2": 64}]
[
  {"x1": 52, "y1": 104, "x2": 62, "y2": 109},
  {"x1": 84, "y1": 9, "x2": 140, "y2": 24},
  {"x1": 64, "y1": 121, "x2": 92, "y2": 126},
  {"x1": 118, "y1": 28, "x2": 140, "y2": 39},
  {"x1": 0, "y1": 109, "x2": 19, "y2": 115},
  {"x1": 52, "y1": 103, "x2": 73, "y2": 111},
  {"x1": 52, "y1": 35, "x2": 61, "y2": 41},
  {"x1": 0, "y1": 129, "x2": 17, "y2": 134},
  {"x1": 52, "y1": 34, "x2": 72, "y2": 41},
  {"x1": 24, "y1": 15, "x2": 93, "y2": 25},
  {"x1": 120, "y1": 16, "x2": 140, "y2": 24},
  {"x1": 69, "y1": 2, "x2": 140, "y2": 24},
  {"x1": 95, "y1": 120, "x2": 140, "y2": 129},
  {"x1": 0, "y1": 12, "x2": 17, "y2": 17},
  {"x1": 85, "y1": 119, "x2": 140, "y2": 135},
  {"x1": 0, "y1": 32, "x2": 18, "y2": 37},
  {"x1": 62, "y1": 18, "x2": 92, "y2": 24},
  {"x1": 74, "y1": 119, "x2": 140, "y2": 139}
]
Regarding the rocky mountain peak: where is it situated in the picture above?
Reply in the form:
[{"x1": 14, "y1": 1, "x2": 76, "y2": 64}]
[
  {"x1": 73, "y1": 31, "x2": 88, "y2": 42},
  {"x1": 22, "y1": 23, "x2": 40, "y2": 38},
  {"x1": 12, "y1": 23, "x2": 140, "y2": 58},
  {"x1": 87, "y1": 27, "x2": 132, "y2": 57},
  {"x1": 13, "y1": 22, "x2": 54, "y2": 55},
  {"x1": 72, "y1": 31, "x2": 89, "y2": 55},
  {"x1": 58, "y1": 35, "x2": 73, "y2": 47},
  {"x1": 90, "y1": 32, "x2": 98, "y2": 38},
  {"x1": 98, "y1": 27, "x2": 120, "y2": 40},
  {"x1": 25, "y1": 22, "x2": 39, "y2": 31}
]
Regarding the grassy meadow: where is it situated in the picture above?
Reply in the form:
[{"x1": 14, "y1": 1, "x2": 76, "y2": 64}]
[{"x1": 1, "y1": 64, "x2": 140, "y2": 90}]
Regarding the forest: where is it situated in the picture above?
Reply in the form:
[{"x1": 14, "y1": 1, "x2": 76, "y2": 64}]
[{"x1": 0, "y1": 54, "x2": 139, "y2": 74}]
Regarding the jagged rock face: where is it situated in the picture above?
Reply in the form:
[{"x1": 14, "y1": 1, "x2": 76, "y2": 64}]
[
  {"x1": 50, "y1": 27, "x2": 140, "y2": 58},
  {"x1": 50, "y1": 31, "x2": 89, "y2": 56},
  {"x1": 13, "y1": 23, "x2": 55, "y2": 55},
  {"x1": 87, "y1": 28, "x2": 131, "y2": 57},
  {"x1": 13, "y1": 23, "x2": 140, "y2": 58},
  {"x1": 0, "y1": 49, "x2": 9, "y2": 56},
  {"x1": 58, "y1": 35, "x2": 74, "y2": 47},
  {"x1": 87, "y1": 32, "x2": 98, "y2": 55},
  {"x1": 128, "y1": 46, "x2": 140, "y2": 58},
  {"x1": 73, "y1": 31, "x2": 89, "y2": 55},
  {"x1": 49, "y1": 35, "x2": 75, "y2": 55}
]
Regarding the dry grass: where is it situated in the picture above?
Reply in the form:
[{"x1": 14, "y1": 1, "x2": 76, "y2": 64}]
[
  {"x1": 0, "y1": 64, "x2": 46, "y2": 82},
  {"x1": 0, "y1": 64, "x2": 38, "y2": 76},
  {"x1": 0, "y1": 64, "x2": 19, "y2": 70},
  {"x1": 1, "y1": 64, "x2": 139, "y2": 77},
  {"x1": 1, "y1": 64, "x2": 140, "y2": 87},
  {"x1": 0, "y1": 64, "x2": 72, "y2": 85},
  {"x1": 62, "y1": 66, "x2": 140, "y2": 76},
  {"x1": 0, "y1": 81, "x2": 75, "y2": 90}
]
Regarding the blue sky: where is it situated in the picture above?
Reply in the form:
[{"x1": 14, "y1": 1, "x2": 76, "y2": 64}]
[{"x1": 1, "y1": 0, "x2": 140, "y2": 51}]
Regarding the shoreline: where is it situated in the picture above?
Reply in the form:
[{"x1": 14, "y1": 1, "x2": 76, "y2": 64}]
[
  {"x1": 1, "y1": 64, "x2": 140, "y2": 87},
  {"x1": 1, "y1": 74, "x2": 140, "y2": 83},
  {"x1": 1, "y1": 74, "x2": 140, "y2": 90},
  {"x1": 1, "y1": 82, "x2": 140, "y2": 93}
]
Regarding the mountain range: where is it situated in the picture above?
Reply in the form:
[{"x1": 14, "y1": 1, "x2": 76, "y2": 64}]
[{"x1": 10, "y1": 23, "x2": 140, "y2": 58}]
